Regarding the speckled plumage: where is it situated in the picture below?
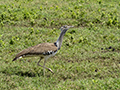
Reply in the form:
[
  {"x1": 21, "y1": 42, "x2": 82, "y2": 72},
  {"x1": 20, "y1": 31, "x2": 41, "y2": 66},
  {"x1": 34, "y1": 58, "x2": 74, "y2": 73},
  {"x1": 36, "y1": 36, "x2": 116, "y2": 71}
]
[{"x1": 13, "y1": 43, "x2": 58, "y2": 61}]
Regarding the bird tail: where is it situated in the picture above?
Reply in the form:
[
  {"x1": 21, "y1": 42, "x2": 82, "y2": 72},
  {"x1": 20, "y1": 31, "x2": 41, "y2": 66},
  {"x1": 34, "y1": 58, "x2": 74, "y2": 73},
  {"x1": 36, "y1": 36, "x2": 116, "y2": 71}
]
[
  {"x1": 12, "y1": 56, "x2": 23, "y2": 61},
  {"x1": 12, "y1": 57, "x2": 18, "y2": 61}
]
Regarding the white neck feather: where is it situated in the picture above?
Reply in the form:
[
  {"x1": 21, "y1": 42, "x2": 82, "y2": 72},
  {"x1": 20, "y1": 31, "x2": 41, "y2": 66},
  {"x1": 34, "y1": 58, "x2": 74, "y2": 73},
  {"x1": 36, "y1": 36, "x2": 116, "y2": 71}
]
[{"x1": 56, "y1": 29, "x2": 68, "y2": 50}]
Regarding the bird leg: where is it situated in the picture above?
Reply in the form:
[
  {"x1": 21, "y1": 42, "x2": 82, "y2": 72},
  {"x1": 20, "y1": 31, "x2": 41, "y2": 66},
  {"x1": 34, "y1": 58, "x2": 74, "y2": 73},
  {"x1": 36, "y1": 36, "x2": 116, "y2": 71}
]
[{"x1": 37, "y1": 58, "x2": 54, "y2": 75}]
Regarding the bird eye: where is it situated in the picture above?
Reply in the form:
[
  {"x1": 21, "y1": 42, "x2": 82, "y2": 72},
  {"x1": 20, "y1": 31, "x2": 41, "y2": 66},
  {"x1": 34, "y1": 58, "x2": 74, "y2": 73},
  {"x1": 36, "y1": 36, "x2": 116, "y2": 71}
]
[{"x1": 64, "y1": 25, "x2": 67, "y2": 28}]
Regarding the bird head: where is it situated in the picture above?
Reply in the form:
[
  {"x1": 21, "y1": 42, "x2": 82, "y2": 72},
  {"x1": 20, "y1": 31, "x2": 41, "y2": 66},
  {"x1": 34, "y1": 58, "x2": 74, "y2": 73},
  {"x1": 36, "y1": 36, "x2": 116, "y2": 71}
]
[{"x1": 60, "y1": 25, "x2": 74, "y2": 32}]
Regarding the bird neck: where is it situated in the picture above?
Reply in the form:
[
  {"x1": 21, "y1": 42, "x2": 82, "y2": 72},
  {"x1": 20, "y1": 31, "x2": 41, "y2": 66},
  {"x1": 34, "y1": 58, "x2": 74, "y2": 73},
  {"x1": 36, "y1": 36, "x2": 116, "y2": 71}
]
[{"x1": 55, "y1": 29, "x2": 67, "y2": 50}]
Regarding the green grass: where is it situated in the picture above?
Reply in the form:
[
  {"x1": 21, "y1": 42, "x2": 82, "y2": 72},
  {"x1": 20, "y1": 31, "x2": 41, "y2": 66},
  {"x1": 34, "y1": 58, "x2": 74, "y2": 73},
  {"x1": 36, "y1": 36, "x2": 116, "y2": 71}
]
[{"x1": 0, "y1": 0, "x2": 120, "y2": 90}]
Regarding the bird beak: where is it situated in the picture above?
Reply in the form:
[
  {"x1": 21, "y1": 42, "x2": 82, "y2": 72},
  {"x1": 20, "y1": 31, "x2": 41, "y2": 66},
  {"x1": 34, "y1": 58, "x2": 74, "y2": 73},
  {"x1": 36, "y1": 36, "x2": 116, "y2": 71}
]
[
  {"x1": 67, "y1": 26, "x2": 74, "y2": 29},
  {"x1": 71, "y1": 26, "x2": 74, "y2": 27}
]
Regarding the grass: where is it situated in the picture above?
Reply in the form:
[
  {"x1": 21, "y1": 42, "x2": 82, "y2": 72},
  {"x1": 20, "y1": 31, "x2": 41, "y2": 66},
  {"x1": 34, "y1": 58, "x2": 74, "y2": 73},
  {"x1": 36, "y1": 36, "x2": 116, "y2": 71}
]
[{"x1": 0, "y1": 0, "x2": 120, "y2": 89}]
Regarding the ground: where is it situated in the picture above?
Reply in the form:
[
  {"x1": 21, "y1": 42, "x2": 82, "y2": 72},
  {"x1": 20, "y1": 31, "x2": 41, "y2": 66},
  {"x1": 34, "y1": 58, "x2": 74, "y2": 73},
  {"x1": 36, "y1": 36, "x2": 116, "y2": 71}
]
[{"x1": 0, "y1": 0, "x2": 120, "y2": 89}]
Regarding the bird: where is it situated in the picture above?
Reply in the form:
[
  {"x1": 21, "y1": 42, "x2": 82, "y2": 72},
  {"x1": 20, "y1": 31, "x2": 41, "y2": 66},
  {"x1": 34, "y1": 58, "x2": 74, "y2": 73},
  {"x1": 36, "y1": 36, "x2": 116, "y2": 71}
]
[{"x1": 12, "y1": 25, "x2": 74, "y2": 75}]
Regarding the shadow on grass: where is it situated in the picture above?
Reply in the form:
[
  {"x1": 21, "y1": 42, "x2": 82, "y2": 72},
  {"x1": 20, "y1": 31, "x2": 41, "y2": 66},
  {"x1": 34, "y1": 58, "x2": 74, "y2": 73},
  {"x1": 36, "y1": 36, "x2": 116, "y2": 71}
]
[
  {"x1": 15, "y1": 71, "x2": 37, "y2": 77},
  {"x1": 0, "y1": 67, "x2": 43, "y2": 77}
]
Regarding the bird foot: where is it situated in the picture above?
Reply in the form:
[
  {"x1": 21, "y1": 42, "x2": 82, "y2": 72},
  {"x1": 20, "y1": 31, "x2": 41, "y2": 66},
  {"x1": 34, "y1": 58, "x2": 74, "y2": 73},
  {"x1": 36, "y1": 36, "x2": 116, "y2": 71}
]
[{"x1": 48, "y1": 68, "x2": 54, "y2": 74}]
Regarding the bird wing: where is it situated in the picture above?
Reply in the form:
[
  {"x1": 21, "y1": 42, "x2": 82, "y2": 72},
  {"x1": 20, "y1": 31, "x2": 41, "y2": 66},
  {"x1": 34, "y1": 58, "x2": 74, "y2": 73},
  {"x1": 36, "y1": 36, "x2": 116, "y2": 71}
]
[{"x1": 13, "y1": 43, "x2": 58, "y2": 61}]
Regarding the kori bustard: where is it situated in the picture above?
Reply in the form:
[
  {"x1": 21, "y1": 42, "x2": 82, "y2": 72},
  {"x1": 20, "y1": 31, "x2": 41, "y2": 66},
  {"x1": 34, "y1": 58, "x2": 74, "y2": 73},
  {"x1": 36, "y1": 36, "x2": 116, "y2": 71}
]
[{"x1": 12, "y1": 25, "x2": 74, "y2": 75}]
